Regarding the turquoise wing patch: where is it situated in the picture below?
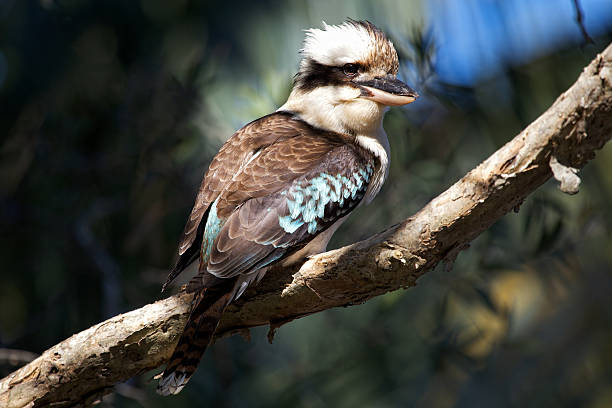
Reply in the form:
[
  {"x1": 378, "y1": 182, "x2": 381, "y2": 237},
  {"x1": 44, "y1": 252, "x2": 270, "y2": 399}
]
[{"x1": 278, "y1": 164, "x2": 373, "y2": 235}]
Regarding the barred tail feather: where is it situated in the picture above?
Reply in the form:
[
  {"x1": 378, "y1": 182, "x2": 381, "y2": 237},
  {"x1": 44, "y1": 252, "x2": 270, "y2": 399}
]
[{"x1": 157, "y1": 279, "x2": 236, "y2": 396}]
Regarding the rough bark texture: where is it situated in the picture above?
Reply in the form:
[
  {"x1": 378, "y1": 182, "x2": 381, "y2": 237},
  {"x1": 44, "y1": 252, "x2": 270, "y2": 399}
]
[{"x1": 2, "y1": 43, "x2": 612, "y2": 408}]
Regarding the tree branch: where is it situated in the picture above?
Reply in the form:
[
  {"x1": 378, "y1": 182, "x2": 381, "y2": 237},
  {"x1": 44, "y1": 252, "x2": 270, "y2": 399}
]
[{"x1": 2, "y1": 43, "x2": 612, "y2": 408}]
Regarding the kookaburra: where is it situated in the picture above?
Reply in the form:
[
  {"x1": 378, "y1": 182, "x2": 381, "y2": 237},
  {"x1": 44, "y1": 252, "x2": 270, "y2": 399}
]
[{"x1": 158, "y1": 19, "x2": 418, "y2": 395}]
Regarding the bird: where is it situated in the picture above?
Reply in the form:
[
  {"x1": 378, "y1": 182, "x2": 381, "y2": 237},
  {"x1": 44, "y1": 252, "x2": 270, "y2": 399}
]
[{"x1": 157, "y1": 19, "x2": 418, "y2": 396}]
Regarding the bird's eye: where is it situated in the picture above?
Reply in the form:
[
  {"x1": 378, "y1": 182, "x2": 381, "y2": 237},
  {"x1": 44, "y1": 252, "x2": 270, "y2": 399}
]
[{"x1": 342, "y1": 63, "x2": 359, "y2": 77}]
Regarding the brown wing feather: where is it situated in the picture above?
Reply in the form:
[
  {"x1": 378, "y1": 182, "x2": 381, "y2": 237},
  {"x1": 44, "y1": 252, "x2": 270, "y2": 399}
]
[
  {"x1": 205, "y1": 142, "x2": 371, "y2": 279},
  {"x1": 216, "y1": 131, "x2": 349, "y2": 218},
  {"x1": 178, "y1": 111, "x2": 305, "y2": 256}
]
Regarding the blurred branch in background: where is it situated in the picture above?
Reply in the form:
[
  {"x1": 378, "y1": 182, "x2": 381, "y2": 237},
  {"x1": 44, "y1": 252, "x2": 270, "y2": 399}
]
[
  {"x1": 573, "y1": 0, "x2": 595, "y2": 45},
  {"x1": 1, "y1": 42, "x2": 611, "y2": 408},
  {"x1": 75, "y1": 199, "x2": 124, "y2": 319}
]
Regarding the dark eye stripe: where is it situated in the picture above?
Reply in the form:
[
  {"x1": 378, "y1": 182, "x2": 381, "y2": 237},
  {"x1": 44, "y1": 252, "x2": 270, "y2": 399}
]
[
  {"x1": 294, "y1": 60, "x2": 345, "y2": 91},
  {"x1": 294, "y1": 59, "x2": 364, "y2": 92}
]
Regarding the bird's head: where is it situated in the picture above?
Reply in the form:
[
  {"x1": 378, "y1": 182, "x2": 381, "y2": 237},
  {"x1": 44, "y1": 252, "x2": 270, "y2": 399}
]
[{"x1": 281, "y1": 20, "x2": 418, "y2": 136}]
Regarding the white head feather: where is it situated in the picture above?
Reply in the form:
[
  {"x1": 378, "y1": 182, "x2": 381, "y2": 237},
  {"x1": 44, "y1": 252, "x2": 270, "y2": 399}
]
[
  {"x1": 299, "y1": 20, "x2": 399, "y2": 75},
  {"x1": 302, "y1": 21, "x2": 379, "y2": 67}
]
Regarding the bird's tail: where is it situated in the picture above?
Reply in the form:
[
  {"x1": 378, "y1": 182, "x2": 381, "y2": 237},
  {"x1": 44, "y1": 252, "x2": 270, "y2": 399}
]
[{"x1": 157, "y1": 279, "x2": 236, "y2": 396}]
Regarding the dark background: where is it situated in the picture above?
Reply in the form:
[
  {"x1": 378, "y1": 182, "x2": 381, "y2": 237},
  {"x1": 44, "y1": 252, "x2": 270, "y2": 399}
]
[{"x1": 1, "y1": 1, "x2": 612, "y2": 407}]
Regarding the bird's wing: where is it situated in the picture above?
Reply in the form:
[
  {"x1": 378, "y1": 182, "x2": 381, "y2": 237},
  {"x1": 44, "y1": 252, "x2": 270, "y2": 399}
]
[
  {"x1": 163, "y1": 112, "x2": 313, "y2": 289},
  {"x1": 205, "y1": 137, "x2": 374, "y2": 279},
  {"x1": 178, "y1": 111, "x2": 305, "y2": 256}
]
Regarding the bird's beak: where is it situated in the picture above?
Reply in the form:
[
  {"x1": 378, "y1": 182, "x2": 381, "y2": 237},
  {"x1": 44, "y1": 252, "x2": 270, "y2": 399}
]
[{"x1": 354, "y1": 75, "x2": 419, "y2": 106}]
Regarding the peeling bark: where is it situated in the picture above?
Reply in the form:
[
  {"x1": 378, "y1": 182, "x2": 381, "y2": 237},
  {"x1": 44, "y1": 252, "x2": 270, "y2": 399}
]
[{"x1": 2, "y1": 43, "x2": 612, "y2": 408}]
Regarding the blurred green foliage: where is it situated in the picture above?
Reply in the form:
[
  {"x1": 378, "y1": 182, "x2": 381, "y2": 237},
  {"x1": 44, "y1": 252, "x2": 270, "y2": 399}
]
[{"x1": 1, "y1": 1, "x2": 612, "y2": 407}]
